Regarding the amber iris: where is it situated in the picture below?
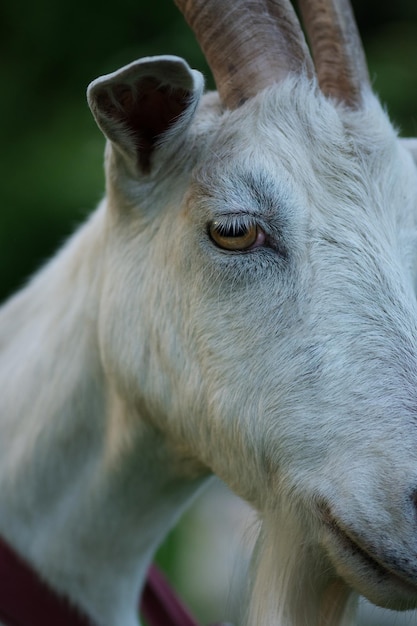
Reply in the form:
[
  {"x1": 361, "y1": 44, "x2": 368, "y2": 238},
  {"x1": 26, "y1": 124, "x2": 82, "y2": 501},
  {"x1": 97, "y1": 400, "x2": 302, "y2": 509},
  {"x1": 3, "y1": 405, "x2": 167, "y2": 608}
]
[{"x1": 209, "y1": 221, "x2": 259, "y2": 251}]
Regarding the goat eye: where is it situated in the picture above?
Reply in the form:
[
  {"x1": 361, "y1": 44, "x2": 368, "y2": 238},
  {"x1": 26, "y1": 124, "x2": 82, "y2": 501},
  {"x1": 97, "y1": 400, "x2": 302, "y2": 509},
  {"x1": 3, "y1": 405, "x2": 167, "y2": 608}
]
[{"x1": 209, "y1": 220, "x2": 263, "y2": 251}]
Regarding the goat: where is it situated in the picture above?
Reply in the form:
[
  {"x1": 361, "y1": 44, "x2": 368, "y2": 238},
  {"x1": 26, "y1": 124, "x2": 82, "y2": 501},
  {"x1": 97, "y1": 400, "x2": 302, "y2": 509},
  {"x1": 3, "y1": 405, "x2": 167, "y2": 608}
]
[{"x1": 1, "y1": 0, "x2": 417, "y2": 625}]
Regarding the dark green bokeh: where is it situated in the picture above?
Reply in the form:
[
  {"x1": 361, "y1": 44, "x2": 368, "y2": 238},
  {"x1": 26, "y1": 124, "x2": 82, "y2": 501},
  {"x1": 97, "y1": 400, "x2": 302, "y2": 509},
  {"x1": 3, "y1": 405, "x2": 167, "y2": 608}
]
[
  {"x1": 0, "y1": 0, "x2": 416, "y2": 302},
  {"x1": 0, "y1": 0, "x2": 211, "y2": 301}
]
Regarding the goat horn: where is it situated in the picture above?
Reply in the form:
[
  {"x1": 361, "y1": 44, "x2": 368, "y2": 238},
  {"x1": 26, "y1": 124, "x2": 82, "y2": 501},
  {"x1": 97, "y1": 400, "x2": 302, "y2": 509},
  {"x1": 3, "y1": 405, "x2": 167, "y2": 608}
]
[
  {"x1": 297, "y1": 0, "x2": 370, "y2": 106},
  {"x1": 174, "y1": 0, "x2": 314, "y2": 109}
]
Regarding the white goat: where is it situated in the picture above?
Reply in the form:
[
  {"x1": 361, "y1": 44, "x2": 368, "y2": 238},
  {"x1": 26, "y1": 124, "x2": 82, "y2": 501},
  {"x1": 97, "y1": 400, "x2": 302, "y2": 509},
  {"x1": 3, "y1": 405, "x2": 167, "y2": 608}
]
[{"x1": 1, "y1": 0, "x2": 417, "y2": 625}]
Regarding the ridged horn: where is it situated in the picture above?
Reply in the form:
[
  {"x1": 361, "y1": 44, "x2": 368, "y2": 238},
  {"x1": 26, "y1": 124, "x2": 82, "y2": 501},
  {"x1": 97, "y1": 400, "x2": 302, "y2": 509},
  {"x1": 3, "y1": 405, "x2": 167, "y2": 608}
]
[
  {"x1": 297, "y1": 0, "x2": 370, "y2": 106},
  {"x1": 174, "y1": 0, "x2": 314, "y2": 109}
]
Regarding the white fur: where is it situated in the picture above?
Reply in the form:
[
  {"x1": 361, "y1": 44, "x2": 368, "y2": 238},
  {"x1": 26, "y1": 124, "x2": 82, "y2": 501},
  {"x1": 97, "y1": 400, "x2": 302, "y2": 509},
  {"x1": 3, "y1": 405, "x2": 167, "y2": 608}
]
[{"x1": 1, "y1": 53, "x2": 417, "y2": 626}]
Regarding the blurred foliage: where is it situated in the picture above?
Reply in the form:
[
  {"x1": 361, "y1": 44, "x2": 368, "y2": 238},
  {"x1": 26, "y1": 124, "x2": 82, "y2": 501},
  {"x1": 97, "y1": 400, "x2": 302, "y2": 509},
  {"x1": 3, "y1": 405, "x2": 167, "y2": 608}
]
[
  {"x1": 0, "y1": 0, "x2": 211, "y2": 301},
  {"x1": 0, "y1": 0, "x2": 416, "y2": 301}
]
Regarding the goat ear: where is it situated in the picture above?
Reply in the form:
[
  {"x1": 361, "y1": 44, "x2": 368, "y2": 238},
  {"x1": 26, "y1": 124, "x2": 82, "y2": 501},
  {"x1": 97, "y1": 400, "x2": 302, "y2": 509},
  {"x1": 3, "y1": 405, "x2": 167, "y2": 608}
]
[{"x1": 87, "y1": 56, "x2": 204, "y2": 175}]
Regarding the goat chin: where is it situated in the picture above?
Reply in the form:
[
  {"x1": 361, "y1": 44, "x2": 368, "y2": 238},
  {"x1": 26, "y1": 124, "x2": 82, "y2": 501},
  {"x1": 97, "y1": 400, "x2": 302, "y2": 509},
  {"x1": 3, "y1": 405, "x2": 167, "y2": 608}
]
[
  {"x1": 322, "y1": 522, "x2": 417, "y2": 612},
  {"x1": 244, "y1": 509, "x2": 356, "y2": 626},
  {"x1": 242, "y1": 489, "x2": 417, "y2": 626}
]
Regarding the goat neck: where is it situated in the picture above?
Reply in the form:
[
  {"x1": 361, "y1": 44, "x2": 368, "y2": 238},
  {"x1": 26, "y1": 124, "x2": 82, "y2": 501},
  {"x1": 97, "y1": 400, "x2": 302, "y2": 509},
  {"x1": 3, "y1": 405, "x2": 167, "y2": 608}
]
[{"x1": 0, "y1": 205, "x2": 208, "y2": 626}]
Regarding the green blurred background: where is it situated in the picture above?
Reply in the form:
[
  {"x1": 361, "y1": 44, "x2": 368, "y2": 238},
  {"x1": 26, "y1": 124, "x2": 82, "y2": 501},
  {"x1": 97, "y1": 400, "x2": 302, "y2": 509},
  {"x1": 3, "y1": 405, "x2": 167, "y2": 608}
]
[
  {"x1": 0, "y1": 0, "x2": 416, "y2": 303},
  {"x1": 1, "y1": 1, "x2": 417, "y2": 624}
]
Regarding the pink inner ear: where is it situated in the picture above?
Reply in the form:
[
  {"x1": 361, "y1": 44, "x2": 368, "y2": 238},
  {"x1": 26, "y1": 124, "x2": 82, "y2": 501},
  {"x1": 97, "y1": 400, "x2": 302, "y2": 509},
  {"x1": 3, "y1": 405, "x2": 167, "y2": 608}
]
[{"x1": 104, "y1": 77, "x2": 191, "y2": 173}]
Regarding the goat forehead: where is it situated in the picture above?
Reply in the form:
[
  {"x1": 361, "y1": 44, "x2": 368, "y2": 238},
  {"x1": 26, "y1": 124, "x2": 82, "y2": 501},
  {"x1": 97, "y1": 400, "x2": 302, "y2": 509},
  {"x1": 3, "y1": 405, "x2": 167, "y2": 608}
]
[
  {"x1": 203, "y1": 80, "x2": 371, "y2": 155},
  {"x1": 194, "y1": 81, "x2": 406, "y2": 216}
]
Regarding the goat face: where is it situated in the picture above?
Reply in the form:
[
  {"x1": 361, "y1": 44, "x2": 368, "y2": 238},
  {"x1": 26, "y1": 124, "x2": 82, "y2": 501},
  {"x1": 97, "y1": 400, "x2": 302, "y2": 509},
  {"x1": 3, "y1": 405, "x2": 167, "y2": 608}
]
[{"x1": 87, "y1": 3, "x2": 417, "y2": 618}]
